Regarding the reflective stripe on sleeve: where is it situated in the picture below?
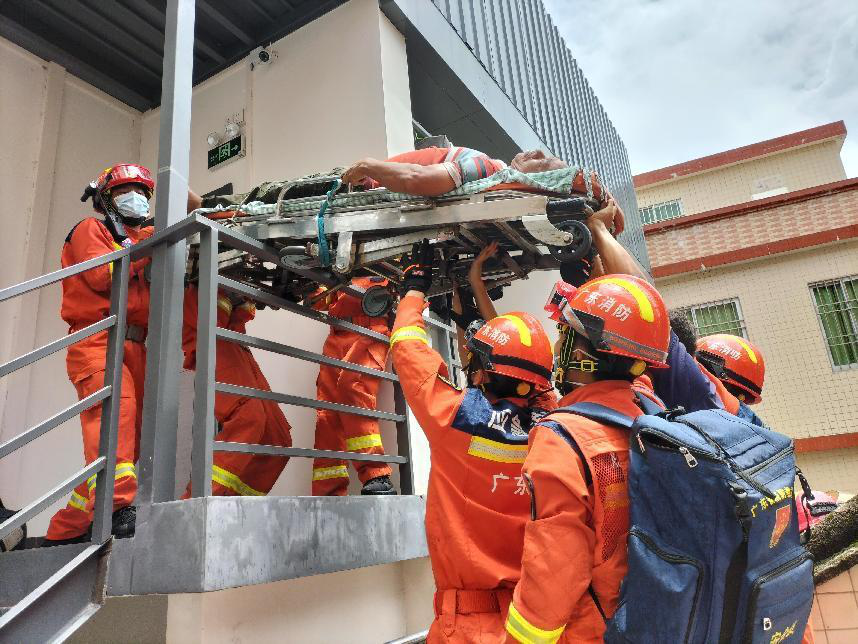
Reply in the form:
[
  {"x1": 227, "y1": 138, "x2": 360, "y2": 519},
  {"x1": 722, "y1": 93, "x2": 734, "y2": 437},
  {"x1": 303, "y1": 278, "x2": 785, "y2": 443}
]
[
  {"x1": 345, "y1": 434, "x2": 383, "y2": 451},
  {"x1": 211, "y1": 465, "x2": 264, "y2": 496},
  {"x1": 389, "y1": 325, "x2": 429, "y2": 347},
  {"x1": 467, "y1": 436, "x2": 528, "y2": 464},
  {"x1": 312, "y1": 465, "x2": 349, "y2": 481},
  {"x1": 505, "y1": 602, "x2": 565, "y2": 644}
]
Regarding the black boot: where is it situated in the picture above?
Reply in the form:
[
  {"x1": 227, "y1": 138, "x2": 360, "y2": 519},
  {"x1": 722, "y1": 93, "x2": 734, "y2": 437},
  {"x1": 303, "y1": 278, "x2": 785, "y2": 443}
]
[
  {"x1": 0, "y1": 499, "x2": 27, "y2": 551},
  {"x1": 360, "y1": 475, "x2": 397, "y2": 496},
  {"x1": 111, "y1": 506, "x2": 136, "y2": 539},
  {"x1": 41, "y1": 532, "x2": 90, "y2": 547}
]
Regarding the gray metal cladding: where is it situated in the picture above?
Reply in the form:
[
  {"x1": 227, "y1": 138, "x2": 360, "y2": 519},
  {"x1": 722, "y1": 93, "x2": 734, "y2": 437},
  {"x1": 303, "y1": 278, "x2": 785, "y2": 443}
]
[{"x1": 428, "y1": 0, "x2": 649, "y2": 268}]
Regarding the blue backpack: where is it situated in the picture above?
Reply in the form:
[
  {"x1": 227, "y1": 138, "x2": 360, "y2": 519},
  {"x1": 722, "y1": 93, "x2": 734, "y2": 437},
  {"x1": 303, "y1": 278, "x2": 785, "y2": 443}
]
[{"x1": 558, "y1": 399, "x2": 814, "y2": 644}]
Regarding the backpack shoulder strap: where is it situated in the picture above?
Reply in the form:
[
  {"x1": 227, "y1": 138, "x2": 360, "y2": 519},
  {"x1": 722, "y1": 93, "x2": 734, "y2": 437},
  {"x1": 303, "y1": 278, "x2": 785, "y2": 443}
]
[
  {"x1": 549, "y1": 402, "x2": 635, "y2": 429},
  {"x1": 633, "y1": 390, "x2": 664, "y2": 416}
]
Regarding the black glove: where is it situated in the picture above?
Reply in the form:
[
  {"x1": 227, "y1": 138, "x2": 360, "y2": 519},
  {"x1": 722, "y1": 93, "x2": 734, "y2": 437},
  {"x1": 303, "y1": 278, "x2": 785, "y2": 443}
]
[{"x1": 401, "y1": 239, "x2": 434, "y2": 294}]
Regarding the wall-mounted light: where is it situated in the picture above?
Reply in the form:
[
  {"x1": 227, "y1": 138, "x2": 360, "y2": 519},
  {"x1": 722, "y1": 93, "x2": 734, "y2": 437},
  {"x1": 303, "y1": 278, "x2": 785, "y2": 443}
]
[
  {"x1": 206, "y1": 131, "x2": 222, "y2": 147},
  {"x1": 224, "y1": 122, "x2": 241, "y2": 139}
]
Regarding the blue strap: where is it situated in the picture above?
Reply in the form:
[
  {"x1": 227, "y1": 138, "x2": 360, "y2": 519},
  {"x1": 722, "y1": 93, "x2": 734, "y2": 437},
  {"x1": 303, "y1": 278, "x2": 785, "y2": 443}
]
[
  {"x1": 634, "y1": 391, "x2": 664, "y2": 416},
  {"x1": 316, "y1": 178, "x2": 341, "y2": 267},
  {"x1": 550, "y1": 402, "x2": 635, "y2": 429}
]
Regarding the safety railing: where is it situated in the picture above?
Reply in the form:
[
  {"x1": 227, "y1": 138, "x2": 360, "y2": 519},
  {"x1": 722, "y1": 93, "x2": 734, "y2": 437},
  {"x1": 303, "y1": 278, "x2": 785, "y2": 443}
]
[
  {"x1": 0, "y1": 244, "x2": 134, "y2": 632},
  {"x1": 0, "y1": 250, "x2": 131, "y2": 550},
  {"x1": 186, "y1": 219, "x2": 418, "y2": 496}
]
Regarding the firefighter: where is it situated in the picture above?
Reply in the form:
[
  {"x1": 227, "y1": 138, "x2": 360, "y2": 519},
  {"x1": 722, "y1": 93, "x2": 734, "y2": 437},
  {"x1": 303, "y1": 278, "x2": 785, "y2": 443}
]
[
  {"x1": 43, "y1": 164, "x2": 200, "y2": 545},
  {"x1": 181, "y1": 286, "x2": 292, "y2": 497},
  {"x1": 390, "y1": 240, "x2": 557, "y2": 642},
  {"x1": 310, "y1": 277, "x2": 396, "y2": 496},
  {"x1": 576, "y1": 203, "x2": 816, "y2": 644},
  {"x1": 504, "y1": 274, "x2": 670, "y2": 643},
  {"x1": 696, "y1": 333, "x2": 766, "y2": 413}
]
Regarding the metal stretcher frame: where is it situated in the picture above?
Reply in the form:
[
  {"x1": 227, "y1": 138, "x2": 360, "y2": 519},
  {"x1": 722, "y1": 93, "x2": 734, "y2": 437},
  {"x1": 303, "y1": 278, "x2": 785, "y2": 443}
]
[{"x1": 188, "y1": 183, "x2": 597, "y2": 302}]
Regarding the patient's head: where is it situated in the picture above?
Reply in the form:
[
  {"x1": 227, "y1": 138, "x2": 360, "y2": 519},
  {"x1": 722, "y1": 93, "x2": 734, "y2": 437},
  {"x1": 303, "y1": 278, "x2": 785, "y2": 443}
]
[{"x1": 510, "y1": 149, "x2": 568, "y2": 174}]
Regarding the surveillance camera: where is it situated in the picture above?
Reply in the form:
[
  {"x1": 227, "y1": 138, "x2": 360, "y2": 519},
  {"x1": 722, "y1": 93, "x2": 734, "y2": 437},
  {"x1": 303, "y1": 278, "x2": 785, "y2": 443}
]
[{"x1": 250, "y1": 46, "x2": 273, "y2": 67}]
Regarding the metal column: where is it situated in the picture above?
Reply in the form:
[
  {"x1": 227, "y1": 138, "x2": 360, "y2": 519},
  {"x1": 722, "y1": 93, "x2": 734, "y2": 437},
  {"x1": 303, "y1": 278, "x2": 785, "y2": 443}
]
[{"x1": 138, "y1": 0, "x2": 196, "y2": 505}]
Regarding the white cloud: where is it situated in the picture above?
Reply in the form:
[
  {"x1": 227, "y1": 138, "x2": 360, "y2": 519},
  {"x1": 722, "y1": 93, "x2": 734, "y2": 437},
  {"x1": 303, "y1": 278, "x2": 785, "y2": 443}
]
[{"x1": 543, "y1": 0, "x2": 858, "y2": 177}]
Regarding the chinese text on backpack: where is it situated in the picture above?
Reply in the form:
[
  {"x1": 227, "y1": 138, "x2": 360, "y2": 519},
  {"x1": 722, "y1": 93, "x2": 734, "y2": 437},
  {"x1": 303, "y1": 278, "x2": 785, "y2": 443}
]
[{"x1": 563, "y1": 402, "x2": 814, "y2": 644}]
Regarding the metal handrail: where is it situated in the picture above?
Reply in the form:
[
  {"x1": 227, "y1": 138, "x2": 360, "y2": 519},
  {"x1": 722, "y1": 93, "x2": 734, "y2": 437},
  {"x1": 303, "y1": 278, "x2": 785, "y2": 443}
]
[
  {"x1": 0, "y1": 250, "x2": 133, "y2": 548},
  {"x1": 385, "y1": 629, "x2": 429, "y2": 644}
]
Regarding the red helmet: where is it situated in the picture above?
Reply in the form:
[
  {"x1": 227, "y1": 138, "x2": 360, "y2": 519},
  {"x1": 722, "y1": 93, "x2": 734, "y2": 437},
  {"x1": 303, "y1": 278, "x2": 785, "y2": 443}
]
[
  {"x1": 467, "y1": 312, "x2": 554, "y2": 391},
  {"x1": 556, "y1": 274, "x2": 670, "y2": 371},
  {"x1": 544, "y1": 280, "x2": 578, "y2": 322},
  {"x1": 82, "y1": 163, "x2": 154, "y2": 213},
  {"x1": 696, "y1": 334, "x2": 765, "y2": 404}
]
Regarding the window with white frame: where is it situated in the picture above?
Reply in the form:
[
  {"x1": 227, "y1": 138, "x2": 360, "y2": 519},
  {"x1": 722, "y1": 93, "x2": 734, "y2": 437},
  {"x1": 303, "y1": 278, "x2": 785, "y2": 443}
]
[
  {"x1": 639, "y1": 199, "x2": 683, "y2": 225},
  {"x1": 810, "y1": 275, "x2": 858, "y2": 369},
  {"x1": 681, "y1": 298, "x2": 748, "y2": 339}
]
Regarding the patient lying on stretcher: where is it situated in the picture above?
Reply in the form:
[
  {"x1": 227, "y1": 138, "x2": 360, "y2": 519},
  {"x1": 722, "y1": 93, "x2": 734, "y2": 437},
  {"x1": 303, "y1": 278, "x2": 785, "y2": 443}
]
[
  {"x1": 200, "y1": 145, "x2": 605, "y2": 210},
  {"x1": 340, "y1": 147, "x2": 567, "y2": 196}
]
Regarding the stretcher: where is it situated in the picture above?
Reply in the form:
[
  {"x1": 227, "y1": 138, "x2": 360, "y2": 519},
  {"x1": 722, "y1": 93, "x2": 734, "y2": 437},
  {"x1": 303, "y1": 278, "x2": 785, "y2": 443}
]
[{"x1": 186, "y1": 166, "x2": 605, "y2": 307}]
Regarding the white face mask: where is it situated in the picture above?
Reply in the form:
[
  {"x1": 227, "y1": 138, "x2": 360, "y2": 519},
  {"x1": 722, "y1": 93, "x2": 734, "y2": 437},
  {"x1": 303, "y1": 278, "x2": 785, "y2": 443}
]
[{"x1": 114, "y1": 192, "x2": 150, "y2": 221}]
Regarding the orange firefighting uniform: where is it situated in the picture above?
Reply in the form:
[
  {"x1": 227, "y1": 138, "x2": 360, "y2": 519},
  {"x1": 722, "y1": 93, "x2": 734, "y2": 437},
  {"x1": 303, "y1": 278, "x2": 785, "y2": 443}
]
[
  {"x1": 45, "y1": 218, "x2": 152, "y2": 541},
  {"x1": 181, "y1": 286, "x2": 292, "y2": 497},
  {"x1": 505, "y1": 380, "x2": 663, "y2": 644},
  {"x1": 391, "y1": 294, "x2": 558, "y2": 643},
  {"x1": 311, "y1": 277, "x2": 393, "y2": 495}
]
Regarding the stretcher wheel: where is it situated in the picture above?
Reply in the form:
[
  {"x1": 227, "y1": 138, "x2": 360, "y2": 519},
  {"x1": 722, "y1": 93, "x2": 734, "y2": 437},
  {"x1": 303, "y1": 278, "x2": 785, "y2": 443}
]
[
  {"x1": 549, "y1": 220, "x2": 592, "y2": 262},
  {"x1": 361, "y1": 285, "x2": 394, "y2": 317}
]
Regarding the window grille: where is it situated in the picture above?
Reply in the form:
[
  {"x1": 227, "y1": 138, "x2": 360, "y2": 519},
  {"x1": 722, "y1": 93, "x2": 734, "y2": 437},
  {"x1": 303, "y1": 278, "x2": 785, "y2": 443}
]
[
  {"x1": 680, "y1": 298, "x2": 748, "y2": 339},
  {"x1": 639, "y1": 199, "x2": 683, "y2": 225},
  {"x1": 810, "y1": 276, "x2": 858, "y2": 369}
]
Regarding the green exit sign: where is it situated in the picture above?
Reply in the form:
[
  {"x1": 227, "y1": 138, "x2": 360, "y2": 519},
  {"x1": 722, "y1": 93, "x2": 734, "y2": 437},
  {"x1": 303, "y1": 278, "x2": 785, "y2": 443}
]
[{"x1": 207, "y1": 135, "x2": 244, "y2": 169}]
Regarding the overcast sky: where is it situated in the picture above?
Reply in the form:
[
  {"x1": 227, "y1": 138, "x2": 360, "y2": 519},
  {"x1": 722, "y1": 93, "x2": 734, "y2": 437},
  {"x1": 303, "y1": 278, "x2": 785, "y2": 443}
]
[{"x1": 543, "y1": 0, "x2": 858, "y2": 177}]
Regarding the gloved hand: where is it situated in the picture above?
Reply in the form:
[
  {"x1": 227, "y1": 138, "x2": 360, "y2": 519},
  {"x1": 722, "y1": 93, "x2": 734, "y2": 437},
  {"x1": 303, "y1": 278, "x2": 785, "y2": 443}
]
[{"x1": 401, "y1": 239, "x2": 434, "y2": 294}]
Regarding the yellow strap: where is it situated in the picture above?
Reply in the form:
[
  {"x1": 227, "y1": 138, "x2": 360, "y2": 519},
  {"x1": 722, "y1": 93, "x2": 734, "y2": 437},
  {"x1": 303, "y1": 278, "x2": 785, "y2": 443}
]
[
  {"x1": 211, "y1": 465, "x2": 264, "y2": 496},
  {"x1": 467, "y1": 435, "x2": 528, "y2": 463},
  {"x1": 498, "y1": 314, "x2": 532, "y2": 347},
  {"x1": 390, "y1": 325, "x2": 429, "y2": 347},
  {"x1": 68, "y1": 490, "x2": 88, "y2": 512},
  {"x1": 312, "y1": 465, "x2": 349, "y2": 481},
  {"x1": 345, "y1": 434, "x2": 383, "y2": 451},
  {"x1": 505, "y1": 602, "x2": 565, "y2": 644}
]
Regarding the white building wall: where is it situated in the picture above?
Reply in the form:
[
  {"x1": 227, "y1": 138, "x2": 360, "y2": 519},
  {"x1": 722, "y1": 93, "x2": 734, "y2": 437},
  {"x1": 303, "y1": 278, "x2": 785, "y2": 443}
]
[
  {"x1": 0, "y1": 38, "x2": 143, "y2": 524},
  {"x1": 2, "y1": 1, "x2": 437, "y2": 641}
]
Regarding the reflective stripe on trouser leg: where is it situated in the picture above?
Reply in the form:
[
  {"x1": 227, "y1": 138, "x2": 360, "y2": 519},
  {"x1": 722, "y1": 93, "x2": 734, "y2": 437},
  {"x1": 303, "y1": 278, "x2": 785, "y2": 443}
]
[
  {"x1": 44, "y1": 482, "x2": 92, "y2": 541},
  {"x1": 312, "y1": 465, "x2": 349, "y2": 481},
  {"x1": 205, "y1": 340, "x2": 276, "y2": 497},
  {"x1": 312, "y1": 338, "x2": 350, "y2": 495},
  {"x1": 505, "y1": 603, "x2": 565, "y2": 644},
  {"x1": 211, "y1": 465, "x2": 264, "y2": 496},
  {"x1": 46, "y1": 343, "x2": 145, "y2": 541},
  {"x1": 336, "y1": 334, "x2": 391, "y2": 485}
]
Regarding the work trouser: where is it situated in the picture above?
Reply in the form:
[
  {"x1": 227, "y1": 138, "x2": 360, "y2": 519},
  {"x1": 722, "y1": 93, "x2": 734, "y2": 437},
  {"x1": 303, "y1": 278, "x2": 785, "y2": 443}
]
[
  {"x1": 45, "y1": 338, "x2": 146, "y2": 541},
  {"x1": 429, "y1": 589, "x2": 513, "y2": 644},
  {"x1": 184, "y1": 340, "x2": 292, "y2": 497},
  {"x1": 311, "y1": 328, "x2": 391, "y2": 495}
]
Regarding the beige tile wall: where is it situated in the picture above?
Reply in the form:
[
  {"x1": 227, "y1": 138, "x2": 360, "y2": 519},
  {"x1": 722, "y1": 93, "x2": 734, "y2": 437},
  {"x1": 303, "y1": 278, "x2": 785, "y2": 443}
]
[
  {"x1": 812, "y1": 567, "x2": 858, "y2": 643},
  {"x1": 655, "y1": 241, "x2": 858, "y2": 490},
  {"x1": 638, "y1": 140, "x2": 847, "y2": 216}
]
